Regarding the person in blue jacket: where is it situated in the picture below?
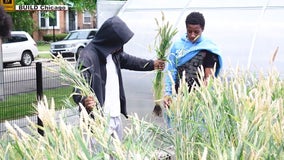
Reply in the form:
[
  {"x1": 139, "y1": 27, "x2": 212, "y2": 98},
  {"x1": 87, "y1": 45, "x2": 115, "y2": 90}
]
[{"x1": 163, "y1": 12, "x2": 223, "y2": 128}]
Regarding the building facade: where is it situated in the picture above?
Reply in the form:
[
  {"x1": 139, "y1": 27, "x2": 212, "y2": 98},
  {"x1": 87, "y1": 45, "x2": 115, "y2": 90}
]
[{"x1": 32, "y1": 8, "x2": 96, "y2": 41}]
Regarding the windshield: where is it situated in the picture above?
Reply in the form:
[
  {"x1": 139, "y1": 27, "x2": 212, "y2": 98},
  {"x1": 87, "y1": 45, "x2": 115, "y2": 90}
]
[{"x1": 64, "y1": 30, "x2": 90, "y2": 40}]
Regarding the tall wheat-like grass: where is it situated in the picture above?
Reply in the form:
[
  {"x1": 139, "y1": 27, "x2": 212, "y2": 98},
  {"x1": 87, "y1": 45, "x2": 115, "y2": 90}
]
[
  {"x1": 0, "y1": 96, "x2": 165, "y2": 159},
  {"x1": 0, "y1": 55, "x2": 161, "y2": 159},
  {"x1": 47, "y1": 54, "x2": 102, "y2": 115},
  {"x1": 1, "y1": 96, "x2": 126, "y2": 159},
  {"x1": 0, "y1": 53, "x2": 283, "y2": 159},
  {"x1": 166, "y1": 67, "x2": 284, "y2": 159},
  {"x1": 152, "y1": 12, "x2": 178, "y2": 117}
]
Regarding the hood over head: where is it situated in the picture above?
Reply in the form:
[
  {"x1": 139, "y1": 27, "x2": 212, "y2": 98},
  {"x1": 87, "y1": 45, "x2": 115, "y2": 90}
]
[{"x1": 91, "y1": 16, "x2": 134, "y2": 58}]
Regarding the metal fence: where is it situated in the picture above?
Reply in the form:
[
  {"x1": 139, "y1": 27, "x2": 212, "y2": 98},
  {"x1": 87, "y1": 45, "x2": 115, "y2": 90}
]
[{"x1": 0, "y1": 61, "x2": 75, "y2": 135}]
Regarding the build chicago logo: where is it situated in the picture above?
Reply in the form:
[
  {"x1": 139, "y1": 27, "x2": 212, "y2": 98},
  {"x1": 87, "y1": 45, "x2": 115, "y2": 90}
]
[
  {"x1": 0, "y1": 0, "x2": 15, "y2": 12},
  {"x1": 1, "y1": 1, "x2": 68, "y2": 11}
]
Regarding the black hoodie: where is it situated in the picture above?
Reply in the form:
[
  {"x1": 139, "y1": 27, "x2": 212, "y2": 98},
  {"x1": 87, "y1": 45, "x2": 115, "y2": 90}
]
[{"x1": 73, "y1": 16, "x2": 155, "y2": 118}]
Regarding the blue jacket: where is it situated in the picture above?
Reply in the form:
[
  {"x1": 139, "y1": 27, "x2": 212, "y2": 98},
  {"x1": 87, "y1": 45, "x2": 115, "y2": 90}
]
[{"x1": 165, "y1": 34, "x2": 223, "y2": 95}]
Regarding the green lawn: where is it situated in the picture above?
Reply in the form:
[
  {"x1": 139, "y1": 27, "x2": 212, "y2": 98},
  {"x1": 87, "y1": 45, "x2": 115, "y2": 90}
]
[
  {"x1": 37, "y1": 43, "x2": 52, "y2": 59},
  {"x1": 37, "y1": 43, "x2": 50, "y2": 51},
  {"x1": 0, "y1": 86, "x2": 76, "y2": 122},
  {"x1": 36, "y1": 53, "x2": 52, "y2": 59}
]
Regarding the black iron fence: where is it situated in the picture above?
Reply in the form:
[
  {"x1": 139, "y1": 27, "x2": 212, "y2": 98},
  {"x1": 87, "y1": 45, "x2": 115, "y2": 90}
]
[{"x1": 0, "y1": 61, "x2": 74, "y2": 134}]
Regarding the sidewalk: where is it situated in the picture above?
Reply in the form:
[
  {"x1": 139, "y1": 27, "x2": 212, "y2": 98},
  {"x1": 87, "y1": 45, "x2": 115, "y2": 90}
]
[{"x1": 38, "y1": 51, "x2": 50, "y2": 54}]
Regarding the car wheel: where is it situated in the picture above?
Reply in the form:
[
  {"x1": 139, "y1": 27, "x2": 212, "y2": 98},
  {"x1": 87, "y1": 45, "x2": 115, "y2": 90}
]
[
  {"x1": 20, "y1": 51, "x2": 33, "y2": 66},
  {"x1": 76, "y1": 47, "x2": 84, "y2": 60}
]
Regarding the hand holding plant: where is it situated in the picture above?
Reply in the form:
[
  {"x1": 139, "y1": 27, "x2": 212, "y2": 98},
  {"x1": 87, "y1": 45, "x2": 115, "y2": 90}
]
[
  {"x1": 152, "y1": 12, "x2": 177, "y2": 117},
  {"x1": 154, "y1": 59, "x2": 166, "y2": 70},
  {"x1": 47, "y1": 54, "x2": 101, "y2": 116},
  {"x1": 83, "y1": 96, "x2": 97, "y2": 113}
]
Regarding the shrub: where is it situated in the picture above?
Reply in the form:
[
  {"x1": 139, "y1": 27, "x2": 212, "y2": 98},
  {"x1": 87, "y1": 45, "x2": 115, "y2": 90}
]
[
  {"x1": 36, "y1": 40, "x2": 50, "y2": 45},
  {"x1": 43, "y1": 33, "x2": 68, "y2": 42}
]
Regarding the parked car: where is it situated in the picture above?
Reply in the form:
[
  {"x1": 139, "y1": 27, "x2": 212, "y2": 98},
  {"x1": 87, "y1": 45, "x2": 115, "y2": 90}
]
[
  {"x1": 50, "y1": 29, "x2": 98, "y2": 60},
  {"x1": 2, "y1": 31, "x2": 39, "y2": 67}
]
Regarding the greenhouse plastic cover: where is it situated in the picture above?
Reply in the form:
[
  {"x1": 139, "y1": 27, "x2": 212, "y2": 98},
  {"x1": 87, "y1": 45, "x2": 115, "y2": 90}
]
[{"x1": 115, "y1": 0, "x2": 284, "y2": 74}]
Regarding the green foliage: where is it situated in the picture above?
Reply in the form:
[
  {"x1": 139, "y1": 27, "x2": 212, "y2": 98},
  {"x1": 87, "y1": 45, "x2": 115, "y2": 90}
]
[
  {"x1": 152, "y1": 12, "x2": 177, "y2": 113},
  {"x1": 43, "y1": 33, "x2": 68, "y2": 42},
  {"x1": 154, "y1": 12, "x2": 178, "y2": 60},
  {"x1": 0, "y1": 86, "x2": 75, "y2": 122},
  {"x1": 70, "y1": 0, "x2": 97, "y2": 12},
  {"x1": 36, "y1": 40, "x2": 50, "y2": 46},
  {"x1": 9, "y1": 0, "x2": 56, "y2": 34},
  {"x1": 9, "y1": 12, "x2": 36, "y2": 35}
]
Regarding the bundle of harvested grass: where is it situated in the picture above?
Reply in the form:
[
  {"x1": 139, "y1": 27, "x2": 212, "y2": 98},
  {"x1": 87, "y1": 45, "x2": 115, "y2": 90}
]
[{"x1": 152, "y1": 12, "x2": 177, "y2": 117}]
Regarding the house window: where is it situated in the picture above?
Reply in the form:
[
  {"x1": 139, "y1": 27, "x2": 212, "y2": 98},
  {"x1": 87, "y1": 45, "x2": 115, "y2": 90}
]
[
  {"x1": 83, "y1": 11, "x2": 91, "y2": 24},
  {"x1": 39, "y1": 11, "x2": 60, "y2": 29}
]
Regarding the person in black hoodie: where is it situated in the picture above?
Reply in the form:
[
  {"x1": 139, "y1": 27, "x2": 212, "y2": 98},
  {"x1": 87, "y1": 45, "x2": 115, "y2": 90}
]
[{"x1": 73, "y1": 16, "x2": 165, "y2": 141}]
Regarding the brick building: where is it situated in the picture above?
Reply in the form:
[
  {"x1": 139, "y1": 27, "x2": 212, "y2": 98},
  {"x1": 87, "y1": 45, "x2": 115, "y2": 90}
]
[{"x1": 31, "y1": 8, "x2": 96, "y2": 41}]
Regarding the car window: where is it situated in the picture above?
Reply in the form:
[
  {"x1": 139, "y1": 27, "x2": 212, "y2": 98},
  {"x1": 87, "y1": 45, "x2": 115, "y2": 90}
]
[
  {"x1": 76, "y1": 31, "x2": 89, "y2": 39},
  {"x1": 2, "y1": 37, "x2": 9, "y2": 43},
  {"x1": 3, "y1": 34, "x2": 28, "y2": 43},
  {"x1": 65, "y1": 32, "x2": 79, "y2": 40},
  {"x1": 65, "y1": 30, "x2": 95, "y2": 40},
  {"x1": 87, "y1": 31, "x2": 97, "y2": 39}
]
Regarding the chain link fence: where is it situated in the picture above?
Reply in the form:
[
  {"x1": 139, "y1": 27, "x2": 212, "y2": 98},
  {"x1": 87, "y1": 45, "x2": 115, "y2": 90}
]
[{"x1": 0, "y1": 61, "x2": 76, "y2": 136}]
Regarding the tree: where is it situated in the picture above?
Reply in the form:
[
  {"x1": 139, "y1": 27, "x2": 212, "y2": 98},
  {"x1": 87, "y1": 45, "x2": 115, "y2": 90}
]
[{"x1": 9, "y1": 12, "x2": 35, "y2": 35}]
